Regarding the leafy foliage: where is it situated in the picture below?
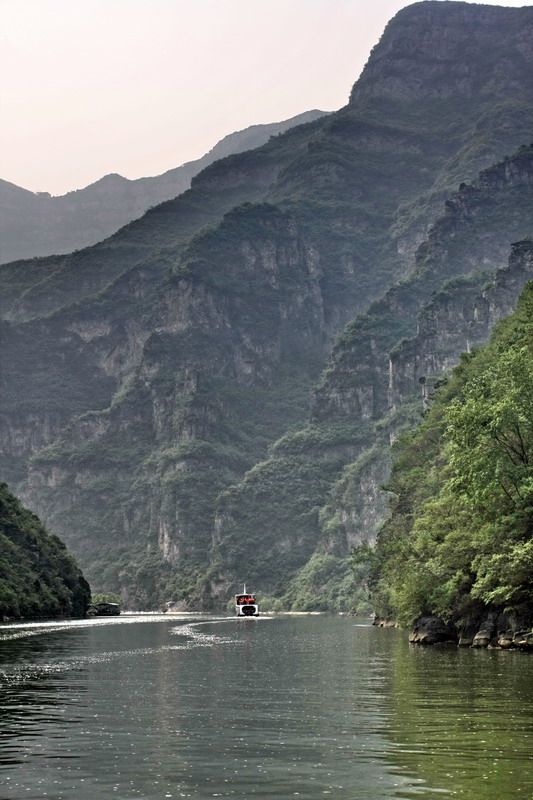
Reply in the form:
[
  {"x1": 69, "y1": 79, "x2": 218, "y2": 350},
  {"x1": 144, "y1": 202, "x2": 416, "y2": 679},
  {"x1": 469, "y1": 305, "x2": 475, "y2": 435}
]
[
  {"x1": 260, "y1": 552, "x2": 370, "y2": 613},
  {"x1": 371, "y1": 276, "x2": 533, "y2": 624},
  {"x1": 0, "y1": 483, "x2": 90, "y2": 619},
  {"x1": 91, "y1": 592, "x2": 120, "y2": 604},
  {"x1": 2, "y1": 8, "x2": 533, "y2": 612}
]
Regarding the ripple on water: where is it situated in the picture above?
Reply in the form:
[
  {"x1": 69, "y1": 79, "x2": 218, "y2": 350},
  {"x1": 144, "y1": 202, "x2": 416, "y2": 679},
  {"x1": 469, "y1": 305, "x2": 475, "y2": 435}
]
[{"x1": 0, "y1": 617, "x2": 532, "y2": 800}]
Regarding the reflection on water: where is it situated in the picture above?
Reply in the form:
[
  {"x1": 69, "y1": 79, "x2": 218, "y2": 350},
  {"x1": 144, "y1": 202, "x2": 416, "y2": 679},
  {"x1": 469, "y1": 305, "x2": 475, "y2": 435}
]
[
  {"x1": 0, "y1": 615, "x2": 531, "y2": 799},
  {"x1": 386, "y1": 636, "x2": 533, "y2": 798}
]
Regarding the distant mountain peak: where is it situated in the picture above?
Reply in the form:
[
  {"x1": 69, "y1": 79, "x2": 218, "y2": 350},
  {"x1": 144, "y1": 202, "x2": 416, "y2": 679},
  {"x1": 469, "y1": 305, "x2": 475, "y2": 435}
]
[{"x1": 351, "y1": 0, "x2": 533, "y2": 103}]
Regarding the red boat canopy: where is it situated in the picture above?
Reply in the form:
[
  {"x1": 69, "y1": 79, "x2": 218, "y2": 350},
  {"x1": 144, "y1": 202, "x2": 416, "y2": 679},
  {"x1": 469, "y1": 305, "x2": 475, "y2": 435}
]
[{"x1": 235, "y1": 594, "x2": 256, "y2": 604}]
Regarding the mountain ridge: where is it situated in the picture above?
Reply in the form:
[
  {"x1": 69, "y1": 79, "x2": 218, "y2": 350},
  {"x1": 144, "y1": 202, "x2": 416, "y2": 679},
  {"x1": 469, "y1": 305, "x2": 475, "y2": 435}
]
[
  {"x1": 1, "y1": 1, "x2": 533, "y2": 609},
  {"x1": 211, "y1": 145, "x2": 533, "y2": 610},
  {"x1": 0, "y1": 110, "x2": 328, "y2": 265}
]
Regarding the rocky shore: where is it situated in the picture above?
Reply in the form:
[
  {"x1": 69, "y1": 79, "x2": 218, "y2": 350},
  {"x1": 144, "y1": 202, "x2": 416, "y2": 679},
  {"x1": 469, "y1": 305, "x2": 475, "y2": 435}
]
[{"x1": 374, "y1": 611, "x2": 533, "y2": 651}]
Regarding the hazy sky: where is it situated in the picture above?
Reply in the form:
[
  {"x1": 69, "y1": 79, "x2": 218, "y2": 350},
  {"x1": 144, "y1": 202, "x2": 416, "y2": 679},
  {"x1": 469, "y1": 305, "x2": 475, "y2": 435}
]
[{"x1": 1, "y1": 0, "x2": 530, "y2": 195}]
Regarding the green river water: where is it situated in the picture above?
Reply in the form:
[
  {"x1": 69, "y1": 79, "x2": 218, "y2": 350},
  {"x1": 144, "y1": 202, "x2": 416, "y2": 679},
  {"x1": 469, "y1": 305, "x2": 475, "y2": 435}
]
[{"x1": 0, "y1": 614, "x2": 531, "y2": 799}]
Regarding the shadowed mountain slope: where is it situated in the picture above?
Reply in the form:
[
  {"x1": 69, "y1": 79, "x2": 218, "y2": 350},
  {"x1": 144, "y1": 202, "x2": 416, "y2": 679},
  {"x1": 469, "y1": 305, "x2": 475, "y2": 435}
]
[
  {"x1": 0, "y1": 110, "x2": 327, "y2": 265},
  {"x1": 212, "y1": 146, "x2": 533, "y2": 610},
  {"x1": 1, "y1": 2, "x2": 533, "y2": 609}
]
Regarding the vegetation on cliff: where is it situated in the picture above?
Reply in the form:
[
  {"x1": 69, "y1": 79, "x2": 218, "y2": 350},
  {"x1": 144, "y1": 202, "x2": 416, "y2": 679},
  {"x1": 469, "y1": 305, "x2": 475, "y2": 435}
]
[
  {"x1": 0, "y1": 483, "x2": 91, "y2": 619},
  {"x1": 370, "y1": 260, "x2": 533, "y2": 626},
  {"x1": 211, "y1": 146, "x2": 533, "y2": 611},
  {"x1": 1, "y1": 3, "x2": 533, "y2": 610},
  {"x1": 0, "y1": 110, "x2": 328, "y2": 265}
]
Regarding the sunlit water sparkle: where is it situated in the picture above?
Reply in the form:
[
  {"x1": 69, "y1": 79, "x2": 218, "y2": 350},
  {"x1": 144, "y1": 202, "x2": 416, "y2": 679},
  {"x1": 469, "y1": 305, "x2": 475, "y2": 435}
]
[{"x1": 0, "y1": 615, "x2": 531, "y2": 799}]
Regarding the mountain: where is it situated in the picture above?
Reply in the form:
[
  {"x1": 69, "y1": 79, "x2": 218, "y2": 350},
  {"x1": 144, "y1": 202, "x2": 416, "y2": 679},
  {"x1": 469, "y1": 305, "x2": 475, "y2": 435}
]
[
  {"x1": 1, "y1": 1, "x2": 532, "y2": 610},
  {"x1": 370, "y1": 254, "x2": 533, "y2": 645},
  {"x1": 213, "y1": 145, "x2": 533, "y2": 610},
  {"x1": 0, "y1": 483, "x2": 90, "y2": 619},
  {"x1": 0, "y1": 110, "x2": 327, "y2": 265}
]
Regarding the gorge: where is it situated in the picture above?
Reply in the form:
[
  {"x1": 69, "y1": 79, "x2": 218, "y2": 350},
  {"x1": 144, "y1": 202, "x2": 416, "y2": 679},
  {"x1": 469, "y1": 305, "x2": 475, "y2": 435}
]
[{"x1": 1, "y1": 1, "x2": 533, "y2": 622}]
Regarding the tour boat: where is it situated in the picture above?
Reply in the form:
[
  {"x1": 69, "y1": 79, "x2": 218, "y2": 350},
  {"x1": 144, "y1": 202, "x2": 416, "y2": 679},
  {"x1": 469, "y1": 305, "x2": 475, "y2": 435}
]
[{"x1": 235, "y1": 585, "x2": 259, "y2": 617}]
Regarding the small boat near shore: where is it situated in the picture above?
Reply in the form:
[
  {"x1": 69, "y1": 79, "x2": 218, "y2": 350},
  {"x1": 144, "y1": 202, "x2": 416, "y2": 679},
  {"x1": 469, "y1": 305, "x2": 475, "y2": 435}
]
[{"x1": 235, "y1": 585, "x2": 259, "y2": 617}]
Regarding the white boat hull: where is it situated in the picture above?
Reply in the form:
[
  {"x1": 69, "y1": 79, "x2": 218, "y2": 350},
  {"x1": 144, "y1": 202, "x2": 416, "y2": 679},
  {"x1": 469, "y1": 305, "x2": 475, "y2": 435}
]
[{"x1": 235, "y1": 603, "x2": 259, "y2": 617}]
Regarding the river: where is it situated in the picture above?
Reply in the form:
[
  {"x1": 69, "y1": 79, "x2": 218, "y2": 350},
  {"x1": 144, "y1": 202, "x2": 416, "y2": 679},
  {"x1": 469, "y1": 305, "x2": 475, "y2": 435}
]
[{"x1": 0, "y1": 614, "x2": 531, "y2": 799}]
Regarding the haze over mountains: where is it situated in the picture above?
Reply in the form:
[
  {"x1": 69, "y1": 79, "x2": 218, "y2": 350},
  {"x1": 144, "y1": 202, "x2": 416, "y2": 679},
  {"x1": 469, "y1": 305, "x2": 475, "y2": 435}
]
[
  {"x1": 1, "y1": 1, "x2": 533, "y2": 615},
  {"x1": 0, "y1": 110, "x2": 326, "y2": 264}
]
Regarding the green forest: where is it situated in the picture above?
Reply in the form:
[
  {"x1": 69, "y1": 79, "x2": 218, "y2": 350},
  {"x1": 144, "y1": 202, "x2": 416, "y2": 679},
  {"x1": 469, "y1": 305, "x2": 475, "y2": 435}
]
[
  {"x1": 0, "y1": 483, "x2": 90, "y2": 619},
  {"x1": 370, "y1": 257, "x2": 533, "y2": 631},
  {"x1": 1, "y1": 3, "x2": 532, "y2": 614}
]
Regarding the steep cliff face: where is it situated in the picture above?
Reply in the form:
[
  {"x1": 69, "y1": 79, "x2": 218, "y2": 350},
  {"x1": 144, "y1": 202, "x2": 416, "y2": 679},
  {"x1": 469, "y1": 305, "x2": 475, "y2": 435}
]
[
  {"x1": 0, "y1": 114, "x2": 328, "y2": 323},
  {"x1": 314, "y1": 145, "x2": 533, "y2": 426},
  {"x1": 19, "y1": 205, "x2": 335, "y2": 605},
  {"x1": 370, "y1": 268, "x2": 533, "y2": 639},
  {"x1": 332, "y1": 235, "x2": 533, "y2": 550},
  {"x1": 390, "y1": 238, "x2": 533, "y2": 408},
  {"x1": 311, "y1": 147, "x2": 533, "y2": 556},
  {"x1": 0, "y1": 118, "x2": 329, "y2": 499},
  {"x1": 2, "y1": 2, "x2": 533, "y2": 609},
  {"x1": 352, "y1": 2, "x2": 532, "y2": 103},
  {"x1": 0, "y1": 110, "x2": 327, "y2": 264},
  {"x1": 352, "y1": 1, "x2": 533, "y2": 262},
  {"x1": 212, "y1": 146, "x2": 533, "y2": 609}
]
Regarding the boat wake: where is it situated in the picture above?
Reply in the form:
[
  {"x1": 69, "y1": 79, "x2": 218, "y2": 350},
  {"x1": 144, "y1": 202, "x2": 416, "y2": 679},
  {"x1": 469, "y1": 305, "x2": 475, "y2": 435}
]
[
  {"x1": 170, "y1": 615, "x2": 273, "y2": 646},
  {"x1": 0, "y1": 615, "x2": 272, "y2": 688}
]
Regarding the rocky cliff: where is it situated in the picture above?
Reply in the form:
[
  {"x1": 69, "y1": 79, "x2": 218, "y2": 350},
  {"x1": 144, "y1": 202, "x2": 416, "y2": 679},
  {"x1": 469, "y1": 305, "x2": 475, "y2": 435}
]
[
  {"x1": 212, "y1": 145, "x2": 533, "y2": 610},
  {"x1": 1, "y1": 2, "x2": 533, "y2": 609},
  {"x1": 370, "y1": 261, "x2": 533, "y2": 643},
  {"x1": 352, "y1": 1, "x2": 532, "y2": 103}
]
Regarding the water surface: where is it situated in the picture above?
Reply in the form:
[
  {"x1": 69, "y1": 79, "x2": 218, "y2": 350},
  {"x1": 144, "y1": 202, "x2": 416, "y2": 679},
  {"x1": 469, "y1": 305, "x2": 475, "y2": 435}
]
[{"x1": 0, "y1": 614, "x2": 531, "y2": 799}]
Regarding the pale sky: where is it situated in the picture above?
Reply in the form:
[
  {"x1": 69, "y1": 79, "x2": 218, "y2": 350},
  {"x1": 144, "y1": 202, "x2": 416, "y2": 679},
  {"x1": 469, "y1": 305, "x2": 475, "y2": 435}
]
[{"x1": 1, "y1": 0, "x2": 530, "y2": 195}]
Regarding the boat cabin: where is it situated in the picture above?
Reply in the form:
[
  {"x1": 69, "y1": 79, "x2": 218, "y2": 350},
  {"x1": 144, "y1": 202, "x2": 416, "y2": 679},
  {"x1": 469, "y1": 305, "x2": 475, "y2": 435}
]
[{"x1": 235, "y1": 591, "x2": 259, "y2": 617}]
